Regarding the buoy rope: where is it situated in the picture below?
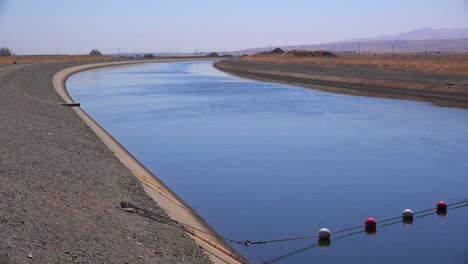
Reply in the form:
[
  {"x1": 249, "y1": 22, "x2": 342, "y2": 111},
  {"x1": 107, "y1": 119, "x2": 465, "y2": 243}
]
[
  {"x1": 250, "y1": 199, "x2": 467, "y2": 245},
  {"x1": 130, "y1": 166, "x2": 467, "y2": 248},
  {"x1": 263, "y1": 202, "x2": 468, "y2": 264},
  {"x1": 120, "y1": 201, "x2": 247, "y2": 263},
  {"x1": 122, "y1": 199, "x2": 467, "y2": 248}
]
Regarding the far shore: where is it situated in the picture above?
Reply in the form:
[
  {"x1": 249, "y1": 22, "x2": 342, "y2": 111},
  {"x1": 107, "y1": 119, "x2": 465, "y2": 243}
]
[
  {"x1": 214, "y1": 55, "x2": 468, "y2": 108},
  {"x1": 0, "y1": 54, "x2": 223, "y2": 65}
]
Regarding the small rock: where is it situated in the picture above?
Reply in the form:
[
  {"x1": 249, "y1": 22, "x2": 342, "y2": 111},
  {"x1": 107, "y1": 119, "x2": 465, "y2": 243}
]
[
  {"x1": 123, "y1": 208, "x2": 135, "y2": 213},
  {"x1": 138, "y1": 255, "x2": 142, "y2": 259},
  {"x1": 27, "y1": 253, "x2": 33, "y2": 258}
]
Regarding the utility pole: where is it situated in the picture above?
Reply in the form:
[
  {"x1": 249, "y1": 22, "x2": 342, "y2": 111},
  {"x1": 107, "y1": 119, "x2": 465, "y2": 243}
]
[
  {"x1": 301, "y1": 44, "x2": 304, "y2": 50},
  {"x1": 358, "y1": 43, "x2": 361, "y2": 55},
  {"x1": 392, "y1": 44, "x2": 394, "y2": 54}
]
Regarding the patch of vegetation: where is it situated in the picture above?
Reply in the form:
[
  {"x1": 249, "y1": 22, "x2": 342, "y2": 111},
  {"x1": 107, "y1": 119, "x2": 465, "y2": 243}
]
[
  {"x1": 89, "y1": 49, "x2": 102, "y2": 56},
  {"x1": 206, "y1": 52, "x2": 219, "y2": 57},
  {"x1": 143, "y1": 53, "x2": 155, "y2": 58},
  {"x1": 171, "y1": 248, "x2": 182, "y2": 257},
  {"x1": 0, "y1": 47, "x2": 13, "y2": 56},
  {"x1": 271, "y1": 48, "x2": 285, "y2": 54},
  {"x1": 288, "y1": 49, "x2": 336, "y2": 57},
  {"x1": 258, "y1": 48, "x2": 285, "y2": 55}
]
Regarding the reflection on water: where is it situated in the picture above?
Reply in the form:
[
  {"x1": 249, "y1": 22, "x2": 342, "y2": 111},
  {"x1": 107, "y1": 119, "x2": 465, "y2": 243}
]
[{"x1": 67, "y1": 61, "x2": 468, "y2": 264}]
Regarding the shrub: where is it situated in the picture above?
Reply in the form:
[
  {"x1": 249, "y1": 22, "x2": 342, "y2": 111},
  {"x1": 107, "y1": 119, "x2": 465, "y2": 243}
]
[
  {"x1": 0, "y1": 47, "x2": 13, "y2": 56},
  {"x1": 271, "y1": 48, "x2": 284, "y2": 54},
  {"x1": 143, "y1": 53, "x2": 155, "y2": 58},
  {"x1": 89, "y1": 49, "x2": 102, "y2": 56},
  {"x1": 207, "y1": 52, "x2": 219, "y2": 57},
  {"x1": 287, "y1": 49, "x2": 336, "y2": 57}
]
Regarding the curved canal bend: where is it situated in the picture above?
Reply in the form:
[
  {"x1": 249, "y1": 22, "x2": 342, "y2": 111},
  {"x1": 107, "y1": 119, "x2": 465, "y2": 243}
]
[{"x1": 67, "y1": 61, "x2": 468, "y2": 264}]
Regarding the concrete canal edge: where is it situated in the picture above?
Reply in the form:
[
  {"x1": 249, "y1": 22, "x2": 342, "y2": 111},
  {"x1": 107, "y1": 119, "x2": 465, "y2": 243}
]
[
  {"x1": 213, "y1": 62, "x2": 468, "y2": 107},
  {"x1": 53, "y1": 59, "x2": 247, "y2": 264}
]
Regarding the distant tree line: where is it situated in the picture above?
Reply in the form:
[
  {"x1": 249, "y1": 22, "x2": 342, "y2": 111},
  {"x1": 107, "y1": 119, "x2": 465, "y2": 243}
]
[
  {"x1": 0, "y1": 47, "x2": 13, "y2": 56},
  {"x1": 206, "y1": 52, "x2": 219, "y2": 57},
  {"x1": 89, "y1": 49, "x2": 102, "y2": 56}
]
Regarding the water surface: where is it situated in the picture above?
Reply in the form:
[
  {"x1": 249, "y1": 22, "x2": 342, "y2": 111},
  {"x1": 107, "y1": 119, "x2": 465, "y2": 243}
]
[{"x1": 67, "y1": 61, "x2": 468, "y2": 264}]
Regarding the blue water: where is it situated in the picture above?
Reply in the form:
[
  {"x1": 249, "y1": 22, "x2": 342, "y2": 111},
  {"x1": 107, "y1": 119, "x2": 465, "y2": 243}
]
[{"x1": 67, "y1": 61, "x2": 468, "y2": 264}]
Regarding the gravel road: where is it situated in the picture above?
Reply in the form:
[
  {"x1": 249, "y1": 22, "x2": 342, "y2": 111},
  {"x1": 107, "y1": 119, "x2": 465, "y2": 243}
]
[{"x1": 0, "y1": 62, "x2": 212, "y2": 264}]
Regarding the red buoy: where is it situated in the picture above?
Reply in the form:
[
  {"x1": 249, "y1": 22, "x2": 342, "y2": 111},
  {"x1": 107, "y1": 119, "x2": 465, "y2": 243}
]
[
  {"x1": 436, "y1": 201, "x2": 447, "y2": 210},
  {"x1": 365, "y1": 217, "x2": 377, "y2": 228}
]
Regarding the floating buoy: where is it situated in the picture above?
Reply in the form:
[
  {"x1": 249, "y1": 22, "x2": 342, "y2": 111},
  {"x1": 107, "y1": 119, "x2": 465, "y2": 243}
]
[
  {"x1": 365, "y1": 226, "x2": 377, "y2": 235},
  {"x1": 318, "y1": 228, "x2": 331, "y2": 239},
  {"x1": 436, "y1": 201, "x2": 447, "y2": 210},
  {"x1": 402, "y1": 217, "x2": 414, "y2": 226},
  {"x1": 402, "y1": 209, "x2": 414, "y2": 219},
  {"x1": 365, "y1": 218, "x2": 377, "y2": 228},
  {"x1": 437, "y1": 210, "x2": 447, "y2": 216},
  {"x1": 318, "y1": 238, "x2": 331, "y2": 248}
]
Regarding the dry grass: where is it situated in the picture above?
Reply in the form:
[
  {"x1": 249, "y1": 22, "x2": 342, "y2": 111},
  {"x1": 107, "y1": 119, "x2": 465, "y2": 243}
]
[
  {"x1": 242, "y1": 52, "x2": 468, "y2": 75},
  {"x1": 0, "y1": 55, "x2": 114, "y2": 65}
]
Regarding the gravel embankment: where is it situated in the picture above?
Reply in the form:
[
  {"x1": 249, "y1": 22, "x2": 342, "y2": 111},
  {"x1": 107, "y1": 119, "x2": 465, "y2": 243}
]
[
  {"x1": 0, "y1": 62, "x2": 212, "y2": 263},
  {"x1": 215, "y1": 58, "x2": 468, "y2": 105}
]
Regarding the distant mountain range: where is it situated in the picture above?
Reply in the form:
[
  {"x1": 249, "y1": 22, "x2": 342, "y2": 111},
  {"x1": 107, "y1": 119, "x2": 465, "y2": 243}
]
[
  {"x1": 109, "y1": 28, "x2": 468, "y2": 57},
  {"x1": 353, "y1": 28, "x2": 468, "y2": 41},
  {"x1": 241, "y1": 28, "x2": 468, "y2": 54}
]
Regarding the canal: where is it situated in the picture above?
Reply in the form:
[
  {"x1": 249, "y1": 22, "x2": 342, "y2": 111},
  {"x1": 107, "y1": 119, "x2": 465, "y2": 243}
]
[{"x1": 67, "y1": 60, "x2": 468, "y2": 264}]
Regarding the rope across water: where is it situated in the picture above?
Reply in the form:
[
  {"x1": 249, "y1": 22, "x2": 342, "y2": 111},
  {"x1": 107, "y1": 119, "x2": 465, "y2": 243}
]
[{"x1": 122, "y1": 199, "x2": 467, "y2": 246}]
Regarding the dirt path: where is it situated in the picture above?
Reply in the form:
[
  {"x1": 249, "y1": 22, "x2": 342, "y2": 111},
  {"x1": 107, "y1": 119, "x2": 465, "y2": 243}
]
[{"x1": 0, "y1": 64, "x2": 31, "y2": 77}]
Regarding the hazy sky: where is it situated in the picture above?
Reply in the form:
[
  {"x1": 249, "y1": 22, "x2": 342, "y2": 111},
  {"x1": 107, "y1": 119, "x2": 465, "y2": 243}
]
[{"x1": 1, "y1": 0, "x2": 467, "y2": 54}]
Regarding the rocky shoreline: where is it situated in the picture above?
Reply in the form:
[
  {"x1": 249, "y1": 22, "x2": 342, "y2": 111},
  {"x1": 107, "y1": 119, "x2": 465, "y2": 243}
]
[{"x1": 0, "y1": 62, "x2": 213, "y2": 263}]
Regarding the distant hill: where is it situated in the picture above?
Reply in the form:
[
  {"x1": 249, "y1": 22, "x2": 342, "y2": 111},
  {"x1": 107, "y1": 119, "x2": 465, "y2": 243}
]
[
  {"x1": 355, "y1": 28, "x2": 468, "y2": 41},
  {"x1": 241, "y1": 28, "x2": 468, "y2": 54}
]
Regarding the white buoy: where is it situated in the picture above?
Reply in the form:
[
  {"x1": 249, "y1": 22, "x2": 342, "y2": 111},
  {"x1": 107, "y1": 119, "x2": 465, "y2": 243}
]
[
  {"x1": 402, "y1": 209, "x2": 414, "y2": 219},
  {"x1": 318, "y1": 228, "x2": 331, "y2": 239}
]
